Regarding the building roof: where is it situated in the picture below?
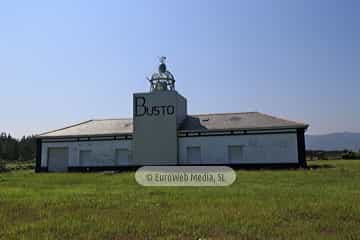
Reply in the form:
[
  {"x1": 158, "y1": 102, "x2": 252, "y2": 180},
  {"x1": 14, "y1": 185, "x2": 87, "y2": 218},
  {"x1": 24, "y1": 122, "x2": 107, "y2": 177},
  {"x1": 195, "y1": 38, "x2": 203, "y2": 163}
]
[
  {"x1": 179, "y1": 112, "x2": 308, "y2": 132},
  {"x1": 38, "y1": 119, "x2": 133, "y2": 138},
  {"x1": 37, "y1": 112, "x2": 308, "y2": 138}
]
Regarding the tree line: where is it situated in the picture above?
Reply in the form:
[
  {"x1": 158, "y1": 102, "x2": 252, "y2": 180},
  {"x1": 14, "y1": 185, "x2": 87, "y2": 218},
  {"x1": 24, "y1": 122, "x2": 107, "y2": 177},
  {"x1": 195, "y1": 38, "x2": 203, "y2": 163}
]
[{"x1": 0, "y1": 133, "x2": 36, "y2": 161}]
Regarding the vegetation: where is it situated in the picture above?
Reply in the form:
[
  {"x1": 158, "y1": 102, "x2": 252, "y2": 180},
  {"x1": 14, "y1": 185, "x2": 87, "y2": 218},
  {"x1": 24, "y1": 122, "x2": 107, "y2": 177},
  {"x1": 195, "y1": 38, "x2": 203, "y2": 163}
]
[
  {"x1": 307, "y1": 150, "x2": 360, "y2": 160},
  {"x1": 4, "y1": 160, "x2": 35, "y2": 171},
  {"x1": 0, "y1": 160, "x2": 360, "y2": 239},
  {"x1": 0, "y1": 160, "x2": 5, "y2": 172},
  {"x1": 342, "y1": 151, "x2": 360, "y2": 159},
  {"x1": 0, "y1": 133, "x2": 36, "y2": 163}
]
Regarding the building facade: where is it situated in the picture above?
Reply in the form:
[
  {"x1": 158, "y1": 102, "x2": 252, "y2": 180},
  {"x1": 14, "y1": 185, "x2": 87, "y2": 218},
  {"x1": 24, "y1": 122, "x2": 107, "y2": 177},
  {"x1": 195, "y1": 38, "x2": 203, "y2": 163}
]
[{"x1": 36, "y1": 58, "x2": 308, "y2": 172}]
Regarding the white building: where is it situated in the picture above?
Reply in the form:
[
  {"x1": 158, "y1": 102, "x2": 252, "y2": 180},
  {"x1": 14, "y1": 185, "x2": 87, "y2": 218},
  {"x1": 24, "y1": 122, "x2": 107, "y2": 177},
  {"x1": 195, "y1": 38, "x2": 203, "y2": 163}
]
[{"x1": 36, "y1": 58, "x2": 308, "y2": 172}]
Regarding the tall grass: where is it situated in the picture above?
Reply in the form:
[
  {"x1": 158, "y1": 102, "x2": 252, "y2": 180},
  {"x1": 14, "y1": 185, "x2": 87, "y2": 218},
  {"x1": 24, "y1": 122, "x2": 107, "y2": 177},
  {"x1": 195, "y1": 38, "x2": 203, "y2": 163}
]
[{"x1": 0, "y1": 160, "x2": 359, "y2": 239}]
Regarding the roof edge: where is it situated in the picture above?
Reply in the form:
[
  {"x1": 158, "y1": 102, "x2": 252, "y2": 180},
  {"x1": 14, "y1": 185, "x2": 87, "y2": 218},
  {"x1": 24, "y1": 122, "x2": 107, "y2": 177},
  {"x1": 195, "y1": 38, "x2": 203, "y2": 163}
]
[
  {"x1": 178, "y1": 125, "x2": 308, "y2": 133},
  {"x1": 258, "y1": 112, "x2": 308, "y2": 128},
  {"x1": 37, "y1": 132, "x2": 133, "y2": 139},
  {"x1": 36, "y1": 120, "x2": 94, "y2": 138},
  {"x1": 188, "y1": 112, "x2": 258, "y2": 117}
]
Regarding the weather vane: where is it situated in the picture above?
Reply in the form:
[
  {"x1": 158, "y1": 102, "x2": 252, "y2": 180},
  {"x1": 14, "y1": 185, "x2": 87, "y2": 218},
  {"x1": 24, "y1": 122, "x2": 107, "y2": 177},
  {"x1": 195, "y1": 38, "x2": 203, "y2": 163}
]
[{"x1": 159, "y1": 56, "x2": 166, "y2": 64}]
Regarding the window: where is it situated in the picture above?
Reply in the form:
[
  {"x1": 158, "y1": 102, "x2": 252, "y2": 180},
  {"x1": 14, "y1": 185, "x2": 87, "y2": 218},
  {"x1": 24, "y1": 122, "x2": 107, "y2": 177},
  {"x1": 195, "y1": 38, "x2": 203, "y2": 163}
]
[
  {"x1": 79, "y1": 150, "x2": 92, "y2": 166},
  {"x1": 187, "y1": 146, "x2": 201, "y2": 164},
  {"x1": 116, "y1": 149, "x2": 129, "y2": 166},
  {"x1": 228, "y1": 145, "x2": 243, "y2": 163}
]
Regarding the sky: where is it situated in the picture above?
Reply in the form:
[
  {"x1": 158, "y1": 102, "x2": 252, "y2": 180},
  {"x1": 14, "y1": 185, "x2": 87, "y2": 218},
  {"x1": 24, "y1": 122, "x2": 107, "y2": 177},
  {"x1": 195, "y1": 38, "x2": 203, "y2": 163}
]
[{"x1": 0, "y1": 0, "x2": 359, "y2": 138}]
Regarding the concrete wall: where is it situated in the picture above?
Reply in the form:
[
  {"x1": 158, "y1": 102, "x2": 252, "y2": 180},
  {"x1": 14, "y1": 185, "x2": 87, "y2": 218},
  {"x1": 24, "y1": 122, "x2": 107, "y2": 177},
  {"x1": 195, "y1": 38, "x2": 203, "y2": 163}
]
[
  {"x1": 133, "y1": 91, "x2": 187, "y2": 165},
  {"x1": 41, "y1": 140, "x2": 132, "y2": 167},
  {"x1": 176, "y1": 94, "x2": 187, "y2": 127},
  {"x1": 178, "y1": 133, "x2": 298, "y2": 164}
]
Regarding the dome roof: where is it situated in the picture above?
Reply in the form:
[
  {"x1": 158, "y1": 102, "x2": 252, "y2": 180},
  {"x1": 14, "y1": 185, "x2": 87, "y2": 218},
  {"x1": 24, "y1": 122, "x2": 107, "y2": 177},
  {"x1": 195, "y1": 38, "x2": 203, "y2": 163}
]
[
  {"x1": 148, "y1": 57, "x2": 176, "y2": 92},
  {"x1": 150, "y1": 71, "x2": 175, "y2": 82}
]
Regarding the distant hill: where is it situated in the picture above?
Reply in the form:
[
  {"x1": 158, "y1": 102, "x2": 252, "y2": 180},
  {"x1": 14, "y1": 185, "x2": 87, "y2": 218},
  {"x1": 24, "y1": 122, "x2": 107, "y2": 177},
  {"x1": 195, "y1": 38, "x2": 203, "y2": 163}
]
[{"x1": 306, "y1": 132, "x2": 360, "y2": 151}]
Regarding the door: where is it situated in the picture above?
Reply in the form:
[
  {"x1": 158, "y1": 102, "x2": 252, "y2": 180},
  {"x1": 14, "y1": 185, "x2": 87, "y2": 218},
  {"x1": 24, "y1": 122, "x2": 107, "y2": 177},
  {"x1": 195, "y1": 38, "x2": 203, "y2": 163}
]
[
  {"x1": 48, "y1": 147, "x2": 68, "y2": 172},
  {"x1": 116, "y1": 149, "x2": 129, "y2": 166},
  {"x1": 187, "y1": 146, "x2": 201, "y2": 164}
]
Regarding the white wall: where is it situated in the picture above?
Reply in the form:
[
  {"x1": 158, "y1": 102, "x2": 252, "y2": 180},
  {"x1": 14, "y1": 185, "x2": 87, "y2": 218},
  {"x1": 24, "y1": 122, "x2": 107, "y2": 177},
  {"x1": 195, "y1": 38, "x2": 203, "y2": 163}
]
[
  {"x1": 178, "y1": 133, "x2": 298, "y2": 164},
  {"x1": 41, "y1": 140, "x2": 132, "y2": 167},
  {"x1": 41, "y1": 133, "x2": 298, "y2": 167}
]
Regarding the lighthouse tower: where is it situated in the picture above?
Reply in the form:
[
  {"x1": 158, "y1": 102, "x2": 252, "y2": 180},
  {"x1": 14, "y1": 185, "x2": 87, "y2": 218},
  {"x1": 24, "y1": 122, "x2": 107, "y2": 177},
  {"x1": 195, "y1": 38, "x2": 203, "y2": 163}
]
[{"x1": 133, "y1": 57, "x2": 187, "y2": 165}]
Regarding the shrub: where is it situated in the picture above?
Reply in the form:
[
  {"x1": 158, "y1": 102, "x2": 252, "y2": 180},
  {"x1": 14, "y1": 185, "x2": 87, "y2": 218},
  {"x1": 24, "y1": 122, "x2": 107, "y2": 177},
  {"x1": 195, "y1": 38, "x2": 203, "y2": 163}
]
[
  {"x1": 0, "y1": 160, "x2": 6, "y2": 172},
  {"x1": 342, "y1": 152, "x2": 360, "y2": 159}
]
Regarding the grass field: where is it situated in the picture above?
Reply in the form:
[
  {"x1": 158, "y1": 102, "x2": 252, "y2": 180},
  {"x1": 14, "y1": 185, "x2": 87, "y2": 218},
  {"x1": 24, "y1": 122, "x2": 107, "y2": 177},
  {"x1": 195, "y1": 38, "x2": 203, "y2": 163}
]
[{"x1": 0, "y1": 160, "x2": 360, "y2": 240}]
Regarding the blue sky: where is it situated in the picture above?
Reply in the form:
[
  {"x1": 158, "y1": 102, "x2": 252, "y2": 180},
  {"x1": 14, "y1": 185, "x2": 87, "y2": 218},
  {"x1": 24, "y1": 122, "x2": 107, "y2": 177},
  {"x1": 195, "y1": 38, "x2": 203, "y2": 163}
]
[{"x1": 0, "y1": 0, "x2": 359, "y2": 138}]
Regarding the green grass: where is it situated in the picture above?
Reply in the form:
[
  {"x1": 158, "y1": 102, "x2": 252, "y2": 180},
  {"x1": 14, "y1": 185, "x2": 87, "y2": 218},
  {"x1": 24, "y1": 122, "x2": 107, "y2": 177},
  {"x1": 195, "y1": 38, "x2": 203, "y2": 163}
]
[
  {"x1": 0, "y1": 160, "x2": 360, "y2": 240},
  {"x1": 4, "y1": 160, "x2": 35, "y2": 171}
]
